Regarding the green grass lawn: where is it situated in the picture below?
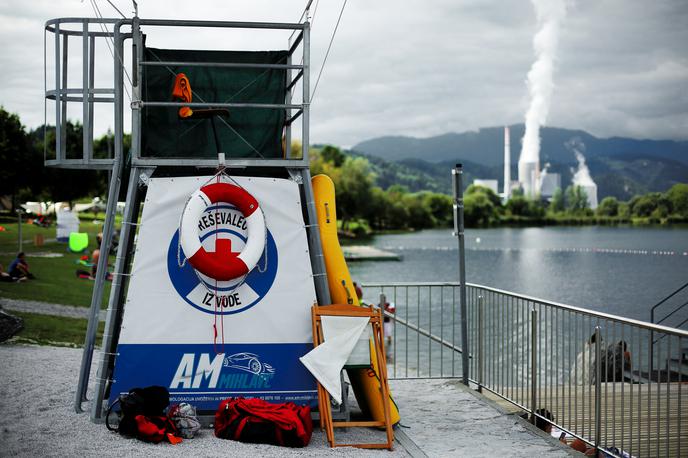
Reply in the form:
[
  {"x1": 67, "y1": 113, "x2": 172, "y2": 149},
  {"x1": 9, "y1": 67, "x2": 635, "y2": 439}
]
[
  {"x1": 0, "y1": 218, "x2": 114, "y2": 307},
  {"x1": 9, "y1": 310, "x2": 104, "y2": 347},
  {"x1": 0, "y1": 214, "x2": 116, "y2": 347}
]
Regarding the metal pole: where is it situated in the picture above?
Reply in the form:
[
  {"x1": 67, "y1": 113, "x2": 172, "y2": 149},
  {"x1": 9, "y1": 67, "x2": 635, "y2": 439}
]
[
  {"x1": 61, "y1": 34, "x2": 68, "y2": 158},
  {"x1": 285, "y1": 34, "x2": 293, "y2": 159},
  {"x1": 453, "y1": 164, "x2": 469, "y2": 385},
  {"x1": 300, "y1": 168, "x2": 331, "y2": 306},
  {"x1": 74, "y1": 24, "x2": 125, "y2": 414},
  {"x1": 54, "y1": 24, "x2": 61, "y2": 162},
  {"x1": 82, "y1": 20, "x2": 89, "y2": 161},
  {"x1": 301, "y1": 20, "x2": 310, "y2": 163},
  {"x1": 296, "y1": 21, "x2": 330, "y2": 305},
  {"x1": 478, "y1": 295, "x2": 484, "y2": 392},
  {"x1": 530, "y1": 307, "x2": 538, "y2": 423},
  {"x1": 594, "y1": 325, "x2": 602, "y2": 453},
  {"x1": 91, "y1": 18, "x2": 144, "y2": 422},
  {"x1": 16, "y1": 210, "x2": 23, "y2": 252},
  {"x1": 650, "y1": 309, "x2": 654, "y2": 374},
  {"x1": 91, "y1": 166, "x2": 142, "y2": 421}
]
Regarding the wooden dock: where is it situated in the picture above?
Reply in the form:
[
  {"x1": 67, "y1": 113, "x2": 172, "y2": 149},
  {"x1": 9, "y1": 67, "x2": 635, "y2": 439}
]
[{"x1": 483, "y1": 382, "x2": 687, "y2": 458}]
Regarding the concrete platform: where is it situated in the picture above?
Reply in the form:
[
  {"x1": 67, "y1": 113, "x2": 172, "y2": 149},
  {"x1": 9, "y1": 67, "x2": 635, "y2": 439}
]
[{"x1": 388, "y1": 378, "x2": 577, "y2": 457}]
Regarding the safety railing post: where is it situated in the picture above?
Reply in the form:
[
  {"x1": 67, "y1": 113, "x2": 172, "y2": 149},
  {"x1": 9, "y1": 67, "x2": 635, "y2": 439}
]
[
  {"x1": 594, "y1": 325, "x2": 602, "y2": 453},
  {"x1": 452, "y1": 164, "x2": 469, "y2": 386},
  {"x1": 530, "y1": 307, "x2": 538, "y2": 423},
  {"x1": 478, "y1": 295, "x2": 484, "y2": 392}
]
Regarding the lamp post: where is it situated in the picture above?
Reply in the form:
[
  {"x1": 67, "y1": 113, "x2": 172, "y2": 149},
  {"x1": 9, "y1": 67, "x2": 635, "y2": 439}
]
[{"x1": 16, "y1": 209, "x2": 24, "y2": 252}]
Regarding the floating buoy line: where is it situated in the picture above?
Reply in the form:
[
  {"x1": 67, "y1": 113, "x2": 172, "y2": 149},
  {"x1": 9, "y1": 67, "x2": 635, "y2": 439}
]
[{"x1": 380, "y1": 246, "x2": 688, "y2": 257}]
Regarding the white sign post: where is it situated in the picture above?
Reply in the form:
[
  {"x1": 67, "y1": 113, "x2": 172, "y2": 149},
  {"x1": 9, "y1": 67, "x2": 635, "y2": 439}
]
[{"x1": 56, "y1": 209, "x2": 79, "y2": 242}]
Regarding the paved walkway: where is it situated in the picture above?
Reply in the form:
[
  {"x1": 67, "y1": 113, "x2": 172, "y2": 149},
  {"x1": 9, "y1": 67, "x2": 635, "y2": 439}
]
[
  {"x1": 0, "y1": 297, "x2": 105, "y2": 321},
  {"x1": 389, "y1": 378, "x2": 577, "y2": 457}
]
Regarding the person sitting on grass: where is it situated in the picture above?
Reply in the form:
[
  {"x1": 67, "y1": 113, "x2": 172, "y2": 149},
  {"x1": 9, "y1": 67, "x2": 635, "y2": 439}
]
[
  {"x1": 0, "y1": 263, "x2": 27, "y2": 282},
  {"x1": 89, "y1": 233, "x2": 112, "y2": 281},
  {"x1": 8, "y1": 252, "x2": 35, "y2": 280}
]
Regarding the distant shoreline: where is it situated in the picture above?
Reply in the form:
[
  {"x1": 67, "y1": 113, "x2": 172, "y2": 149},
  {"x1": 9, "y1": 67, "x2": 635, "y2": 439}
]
[{"x1": 339, "y1": 218, "x2": 688, "y2": 240}]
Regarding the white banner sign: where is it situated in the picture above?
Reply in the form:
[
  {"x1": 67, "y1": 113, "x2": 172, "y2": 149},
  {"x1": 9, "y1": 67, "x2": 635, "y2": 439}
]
[{"x1": 110, "y1": 176, "x2": 318, "y2": 409}]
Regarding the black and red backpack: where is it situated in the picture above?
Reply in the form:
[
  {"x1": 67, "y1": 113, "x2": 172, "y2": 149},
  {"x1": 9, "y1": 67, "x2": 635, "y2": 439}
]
[{"x1": 106, "y1": 386, "x2": 181, "y2": 444}]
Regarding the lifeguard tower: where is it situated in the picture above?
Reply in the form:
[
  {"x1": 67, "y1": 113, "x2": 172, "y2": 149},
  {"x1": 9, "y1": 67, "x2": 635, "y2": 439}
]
[{"x1": 44, "y1": 10, "x2": 334, "y2": 423}]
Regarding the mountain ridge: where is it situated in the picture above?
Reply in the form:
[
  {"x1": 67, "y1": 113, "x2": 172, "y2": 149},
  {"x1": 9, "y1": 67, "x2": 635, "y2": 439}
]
[
  {"x1": 346, "y1": 147, "x2": 688, "y2": 202},
  {"x1": 352, "y1": 124, "x2": 688, "y2": 167}
]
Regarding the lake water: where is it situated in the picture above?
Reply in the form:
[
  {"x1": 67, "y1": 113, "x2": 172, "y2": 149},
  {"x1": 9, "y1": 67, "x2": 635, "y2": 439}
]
[{"x1": 349, "y1": 226, "x2": 688, "y2": 323}]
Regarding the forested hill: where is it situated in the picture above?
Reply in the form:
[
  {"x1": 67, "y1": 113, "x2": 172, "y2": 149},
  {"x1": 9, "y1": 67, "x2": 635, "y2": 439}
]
[
  {"x1": 352, "y1": 125, "x2": 688, "y2": 167},
  {"x1": 349, "y1": 151, "x2": 688, "y2": 202},
  {"x1": 349, "y1": 126, "x2": 688, "y2": 201}
]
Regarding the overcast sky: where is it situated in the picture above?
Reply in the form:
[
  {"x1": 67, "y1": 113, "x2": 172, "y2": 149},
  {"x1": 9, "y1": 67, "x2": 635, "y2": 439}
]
[{"x1": 0, "y1": 0, "x2": 686, "y2": 147}]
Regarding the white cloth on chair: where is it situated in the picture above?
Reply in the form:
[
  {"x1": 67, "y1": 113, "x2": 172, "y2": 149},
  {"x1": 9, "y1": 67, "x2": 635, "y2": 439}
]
[{"x1": 299, "y1": 316, "x2": 369, "y2": 404}]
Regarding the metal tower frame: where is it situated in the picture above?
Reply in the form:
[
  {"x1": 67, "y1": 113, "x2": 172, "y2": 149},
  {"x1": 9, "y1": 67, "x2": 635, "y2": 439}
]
[{"x1": 44, "y1": 15, "x2": 331, "y2": 422}]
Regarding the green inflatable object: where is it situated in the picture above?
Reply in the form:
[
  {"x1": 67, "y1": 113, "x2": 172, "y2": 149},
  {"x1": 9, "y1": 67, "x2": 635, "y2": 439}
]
[{"x1": 69, "y1": 232, "x2": 89, "y2": 253}]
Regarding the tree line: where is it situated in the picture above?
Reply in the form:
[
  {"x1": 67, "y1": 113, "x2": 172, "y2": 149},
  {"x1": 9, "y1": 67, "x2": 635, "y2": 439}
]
[
  {"x1": 310, "y1": 145, "x2": 453, "y2": 235},
  {"x1": 464, "y1": 181, "x2": 688, "y2": 226},
  {"x1": 0, "y1": 107, "x2": 127, "y2": 211},
  {"x1": 2, "y1": 106, "x2": 686, "y2": 231},
  {"x1": 310, "y1": 144, "x2": 688, "y2": 232}
]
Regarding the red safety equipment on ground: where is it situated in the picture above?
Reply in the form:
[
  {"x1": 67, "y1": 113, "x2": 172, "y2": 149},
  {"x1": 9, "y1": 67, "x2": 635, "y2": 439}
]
[
  {"x1": 180, "y1": 182, "x2": 266, "y2": 281},
  {"x1": 214, "y1": 398, "x2": 313, "y2": 447}
]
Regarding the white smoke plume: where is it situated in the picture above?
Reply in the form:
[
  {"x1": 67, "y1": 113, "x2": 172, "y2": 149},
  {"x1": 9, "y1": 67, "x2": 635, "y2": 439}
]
[
  {"x1": 519, "y1": 0, "x2": 568, "y2": 165},
  {"x1": 566, "y1": 138, "x2": 596, "y2": 187}
]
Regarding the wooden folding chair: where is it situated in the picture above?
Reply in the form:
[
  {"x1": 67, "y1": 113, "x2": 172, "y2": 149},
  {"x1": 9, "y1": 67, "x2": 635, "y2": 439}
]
[{"x1": 310, "y1": 304, "x2": 394, "y2": 450}]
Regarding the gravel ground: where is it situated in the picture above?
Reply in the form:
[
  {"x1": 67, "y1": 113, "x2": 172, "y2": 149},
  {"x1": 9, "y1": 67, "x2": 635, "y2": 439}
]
[
  {"x1": 0, "y1": 344, "x2": 575, "y2": 457},
  {"x1": 0, "y1": 298, "x2": 105, "y2": 321},
  {"x1": 0, "y1": 344, "x2": 406, "y2": 458}
]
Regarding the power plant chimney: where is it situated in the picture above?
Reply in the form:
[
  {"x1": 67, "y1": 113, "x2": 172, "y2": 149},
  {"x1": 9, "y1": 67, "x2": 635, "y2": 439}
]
[{"x1": 503, "y1": 126, "x2": 511, "y2": 200}]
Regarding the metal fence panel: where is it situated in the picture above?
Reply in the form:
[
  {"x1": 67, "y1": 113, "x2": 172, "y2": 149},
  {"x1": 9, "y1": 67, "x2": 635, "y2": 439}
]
[{"x1": 362, "y1": 281, "x2": 688, "y2": 458}]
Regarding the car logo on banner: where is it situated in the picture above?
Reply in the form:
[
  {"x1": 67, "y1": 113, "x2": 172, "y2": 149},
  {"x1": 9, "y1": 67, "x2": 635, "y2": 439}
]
[
  {"x1": 167, "y1": 203, "x2": 278, "y2": 315},
  {"x1": 223, "y1": 352, "x2": 276, "y2": 376}
]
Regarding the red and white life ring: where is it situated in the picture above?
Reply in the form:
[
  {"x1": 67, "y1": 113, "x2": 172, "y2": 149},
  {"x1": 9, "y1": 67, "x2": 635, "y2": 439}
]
[{"x1": 180, "y1": 182, "x2": 266, "y2": 281}]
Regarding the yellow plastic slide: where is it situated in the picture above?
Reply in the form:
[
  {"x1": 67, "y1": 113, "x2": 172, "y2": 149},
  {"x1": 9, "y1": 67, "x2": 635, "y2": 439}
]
[{"x1": 311, "y1": 174, "x2": 400, "y2": 425}]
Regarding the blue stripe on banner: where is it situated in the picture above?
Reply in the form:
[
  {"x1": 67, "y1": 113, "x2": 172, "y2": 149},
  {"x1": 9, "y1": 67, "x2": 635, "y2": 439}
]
[{"x1": 109, "y1": 343, "x2": 317, "y2": 411}]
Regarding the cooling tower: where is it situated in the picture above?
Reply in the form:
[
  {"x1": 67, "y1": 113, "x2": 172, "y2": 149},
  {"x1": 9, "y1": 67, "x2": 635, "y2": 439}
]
[{"x1": 518, "y1": 160, "x2": 538, "y2": 198}]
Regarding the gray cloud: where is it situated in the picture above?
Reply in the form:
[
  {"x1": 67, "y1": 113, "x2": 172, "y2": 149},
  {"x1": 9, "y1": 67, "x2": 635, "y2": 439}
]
[{"x1": 0, "y1": 0, "x2": 686, "y2": 147}]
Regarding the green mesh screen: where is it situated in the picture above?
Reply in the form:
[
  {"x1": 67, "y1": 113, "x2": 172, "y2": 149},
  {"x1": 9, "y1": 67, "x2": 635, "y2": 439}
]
[{"x1": 142, "y1": 47, "x2": 288, "y2": 159}]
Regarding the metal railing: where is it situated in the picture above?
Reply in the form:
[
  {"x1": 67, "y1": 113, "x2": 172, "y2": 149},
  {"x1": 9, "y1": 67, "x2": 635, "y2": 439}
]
[
  {"x1": 362, "y1": 282, "x2": 468, "y2": 380},
  {"x1": 362, "y1": 281, "x2": 688, "y2": 458},
  {"x1": 651, "y1": 281, "x2": 688, "y2": 330}
]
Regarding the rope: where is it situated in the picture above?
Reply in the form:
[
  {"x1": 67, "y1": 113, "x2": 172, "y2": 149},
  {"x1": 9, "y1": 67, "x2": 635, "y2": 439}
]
[
  {"x1": 214, "y1": 117, "x2": 266, "y2": 159},
  {"x1": 105, "y1": 0, "x2": 127, "y2": 19},
  {"x1": 311, "y1": 0, "x2": 348, "y2": 102},
  {"x1": 310, "y1": 0, "x2": 322, "y2": 27},
  {"x1": 88, "y1": 0, "x2": 133, "y2": 102},
  {"x1": 213, "y1": 173, "x2": 223, "y2": 353},
  {"x1": 290, "y1": 0, "x2": 314, "y2": 41},
  {"x1": 294, "y1": 0, "x2": 320, "y2": 67}
]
